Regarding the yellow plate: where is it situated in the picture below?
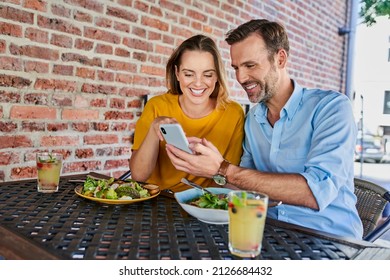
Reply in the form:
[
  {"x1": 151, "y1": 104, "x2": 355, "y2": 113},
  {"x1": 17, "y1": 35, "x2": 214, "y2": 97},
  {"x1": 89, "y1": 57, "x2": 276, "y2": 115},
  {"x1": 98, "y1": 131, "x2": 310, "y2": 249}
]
[{"x1": 74, "y1": 186, "x2": 160, "y2": 205}]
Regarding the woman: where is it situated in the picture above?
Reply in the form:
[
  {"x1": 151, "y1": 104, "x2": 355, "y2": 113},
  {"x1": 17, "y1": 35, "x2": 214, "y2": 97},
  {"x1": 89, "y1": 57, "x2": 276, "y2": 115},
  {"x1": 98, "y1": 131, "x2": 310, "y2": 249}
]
[{"x1": 130, "y1": 34, "x2": 244, "y2": 192}]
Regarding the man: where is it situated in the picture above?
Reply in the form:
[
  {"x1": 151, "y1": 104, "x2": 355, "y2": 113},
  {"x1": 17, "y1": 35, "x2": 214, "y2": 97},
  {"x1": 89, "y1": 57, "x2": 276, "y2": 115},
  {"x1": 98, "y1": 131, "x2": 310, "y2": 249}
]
[{"x1": 166, "y1": 19, "x2": 363, "y2": 239}]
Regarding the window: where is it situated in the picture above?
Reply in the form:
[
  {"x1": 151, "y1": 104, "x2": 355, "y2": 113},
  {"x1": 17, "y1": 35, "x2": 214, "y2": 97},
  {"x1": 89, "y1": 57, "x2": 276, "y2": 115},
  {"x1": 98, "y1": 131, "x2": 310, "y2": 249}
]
[{"x1": 384, "y1": 91, "x2": 390, "y2": 114}]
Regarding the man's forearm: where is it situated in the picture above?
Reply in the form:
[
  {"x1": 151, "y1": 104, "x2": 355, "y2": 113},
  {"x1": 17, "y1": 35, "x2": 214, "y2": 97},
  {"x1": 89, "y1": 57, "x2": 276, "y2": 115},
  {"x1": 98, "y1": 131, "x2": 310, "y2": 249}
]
[{"x1": 225, "y1": 164, "x2": 319, "y2": 210}]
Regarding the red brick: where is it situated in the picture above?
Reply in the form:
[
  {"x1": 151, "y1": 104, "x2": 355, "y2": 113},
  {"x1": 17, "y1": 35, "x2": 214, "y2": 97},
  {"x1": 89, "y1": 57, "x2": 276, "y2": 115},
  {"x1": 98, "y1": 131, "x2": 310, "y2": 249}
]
[
  {"x1": 92, "y1": 122, "x2": 109, "y2": 131},
  {"x1": 107, "y1": 6, "x2": 137, "y2": 22},
  {"x1": 117, "y1": 0, "x2": 132, "y2": 7},
  {"x1": 47, "y1": 123, "x2": 69, "y2": 132},
  {"x1": 51, "y1": 33, "x2": 73, "y2": 48},
  {"x1": 0, "y1": 90, "x2": 21, "y2": 102},
  {"x1": 64, "y1": 0, "x2": 104, "y2": 13},
  {"x1": 53, "y1": 64, "x2": 73, "y2": 75},
  {"x1": 84, "y1": 134, "x2": 119, "y2": 145},
  {"x1": 75, "y1": 39, "x2": 94, "y2": 51},
  {"x1": 187, "y1": 9, "x2": 207, "y2": 22},
  {"x1": 23, "y1": 0, "x2": 47, "y2": 12},
  {"x1": 160, "y1": 0, "x2": 184, "y2": 13},
  {"x1": 116, "y1": 73, "x2": 133, "y2": 84},
  {"x1": 72, "y1": 122, "x2": 90, "y2": 132},
  {"x1": 132, "y1": 51, "x2": 146, "y2": 62},
  {"x1": 0, "y1": 21, "x2": 22, "y2": 37},
  {"x1": 84, "y1": 27, "x2": 120, "y2": 44},
  {"x1": 75, "y1": 148, "x2": 94, "y2": 159},
  {"x1": 81, "y1": 84, "x2": 117, "y2": 95},
  {"x1": 21, "y1": 121, "x2": 45, "y2": 132},
  {"x1": 155, "y1": 44, "x2": 172, "y2": 56},
  {"x1": 111, "y1": 122, "x2": 128, "y2": 131},
  {"x1": 52, "y1": 94, "x2": 73, "y2": 106},
  {"x1": 11, "y1": 166, "x2": 36, "y2": 180},
  {"x1": 24, "y1": 61, "x2": 49, "y2": 73},
  {"x1": 109, "y1": 98, "x2": 125, "y2": 109},
  {"x1": 140, "y1": 65, "x2": 165, "y2": 76},
  {"x1": 0, "y1": 135, "x2": 32, "y2": 149},
  {"x1": 148, "y1": 54, "x2": 163, "y2": 64},
  {"x1": 74, "y1": 95, "x2": 89, "y2": 108},
  {"x1": 0, "y1": 5, "x2": 34, "y2": 23},
  {"x1": 96, "y1": 44, "x2": 113, "y2": 54},
  {"x1": 114, "y1": 146, "x2": 131, "y2": 156},
  {"x1": 123, "y1": 37, "x2": 152, "y2": 52},
  {"x1": 96, "y1": 148, "x2": 113, "y2": 157},
  {"x1": 115, "y1": 48, "x2": 130, "y2": 57},
  {"x1": 0, "y1": 151, "x2": 19, "y2": 165},
  {"x1": 0, "y1": 122, "x2": 18, "y2": 133},
  {"x1": 114, "y1": 22, "x2": 130, "y2": 33},
  {"x1": 76, "y1": 67, "x2": 95, "y2": 79},
  {"x1": 0, "y1": 56, "x2": 22, "y2": 71},
  {"x1": 25, "y1": 27, "x2": 49, "y2": 43},
  {"x1": 95, "y1": 17, "x2": 113, "y2": 28},
  {"x1": 37, "y1": 15, "x2": 82, "y2": 35},
  {"x1": 90, "y1": 98, "x2": 107, "y2": 107},
  {"x1": 51, "y1": 4, "x2": 71, "y2": 18},
  {"x1": 62, "y1": 160, "x2": 101, "y2": 174},
  {"x1": 10, "y1": 105, "x2": 56, "y2": 119},
  {"x1": 24, "y1": 93, "x2": 49, "y2": 105},
  {"x1": 34, "y1": 79, "x2": 76, "y2": 92},
  {"x1": 40, "y1": 135, "x2": 79, "y2": 147},
  {"x1": 74, "y1": 11, "x2": 93, "y2": 23},
  {"x1": 62, "y1": 109, "x2": 99, "y2": 120},
  {"x1": 62, "y1": 53, "x2": 102, "y2": 67},
  {"x1": 0, "y1": 39, "x2": 5, "y2": 52},
  {"x1": 132, "y1": 27, "x2": 146, "y2": 38},
  {"x1": 105, "y1": 59, "x2": 136, "y2": 72},
  {"x1": 10, "y1": 44, "x2": 59, "y2": 61},
  {"x1": 127, "y1": 99, "x2": 142, "y2": 108},
  {"x1": 150, "y1": 6, "x2": 163, "y2": 17},
  {"x1": 119, "y1": 87, "x2": 148, "y2": 97},
  {"x1": 104, "y1": 159, "x2": 129, "y2": 169},
  {"x1": 104, "y1": 111, "x2": 134, "y2": 120},
  {"x1": 97, "y1": 70, "x2": 114, "y2": 82}
]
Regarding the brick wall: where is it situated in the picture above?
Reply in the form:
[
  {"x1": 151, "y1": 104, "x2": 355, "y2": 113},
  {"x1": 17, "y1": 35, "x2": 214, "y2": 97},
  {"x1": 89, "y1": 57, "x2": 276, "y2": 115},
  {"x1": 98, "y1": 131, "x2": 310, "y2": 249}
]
[{"x1": 0, "y1": 0, "x2": 349, "y2": 182}]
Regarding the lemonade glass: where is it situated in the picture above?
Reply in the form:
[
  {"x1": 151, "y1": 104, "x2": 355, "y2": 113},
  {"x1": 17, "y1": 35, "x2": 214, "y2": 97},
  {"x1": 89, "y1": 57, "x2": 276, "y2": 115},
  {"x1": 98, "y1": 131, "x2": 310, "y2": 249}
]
[
  {"x1": 36, "y1": 152, "x2": 63, "y2": 193},
  {"x1": 228, "y1": 191, "x2": 268, "y2": 258}
]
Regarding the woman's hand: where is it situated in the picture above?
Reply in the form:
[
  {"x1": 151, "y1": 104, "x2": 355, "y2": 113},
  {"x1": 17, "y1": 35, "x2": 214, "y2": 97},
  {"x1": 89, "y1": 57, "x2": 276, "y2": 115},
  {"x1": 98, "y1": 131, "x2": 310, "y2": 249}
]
[
  {"x1": 151, "y1": 116, "x2": 178, "y2": 141},
  {"x1": 166, "y1": 138, "x2": 224, "y2": 178}
]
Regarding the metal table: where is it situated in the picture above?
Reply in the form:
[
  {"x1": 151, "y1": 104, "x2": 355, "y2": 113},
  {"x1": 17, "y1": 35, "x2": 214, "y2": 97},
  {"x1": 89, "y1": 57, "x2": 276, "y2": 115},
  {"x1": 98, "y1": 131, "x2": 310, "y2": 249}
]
[{"x1": 1, "y1": 174, "x2": 390, "y2": 260}]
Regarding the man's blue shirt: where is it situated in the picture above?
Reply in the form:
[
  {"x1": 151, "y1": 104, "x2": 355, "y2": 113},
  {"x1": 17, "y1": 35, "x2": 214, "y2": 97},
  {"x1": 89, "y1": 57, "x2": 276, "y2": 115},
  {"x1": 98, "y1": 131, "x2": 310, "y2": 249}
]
[{"x1": 240, "y1": 80, "x2": 363, "y2": 239}]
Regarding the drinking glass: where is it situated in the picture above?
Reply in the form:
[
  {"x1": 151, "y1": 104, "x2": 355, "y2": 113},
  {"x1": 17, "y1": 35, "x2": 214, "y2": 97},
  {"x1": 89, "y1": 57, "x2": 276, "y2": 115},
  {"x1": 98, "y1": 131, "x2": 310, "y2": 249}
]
[
  {"x1": 36, "y1": 152, "x2": 62, "y2": 193},
  {"x1": 228, "y1": 190, "x2": 268, "y2": 258}
]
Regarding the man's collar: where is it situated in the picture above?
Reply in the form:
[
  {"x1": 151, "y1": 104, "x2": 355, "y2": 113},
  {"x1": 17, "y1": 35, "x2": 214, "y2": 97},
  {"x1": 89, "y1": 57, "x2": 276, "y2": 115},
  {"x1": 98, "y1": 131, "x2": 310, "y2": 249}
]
[{"x1": 254, "y1": 79, "x2": 304, "y2": 123}]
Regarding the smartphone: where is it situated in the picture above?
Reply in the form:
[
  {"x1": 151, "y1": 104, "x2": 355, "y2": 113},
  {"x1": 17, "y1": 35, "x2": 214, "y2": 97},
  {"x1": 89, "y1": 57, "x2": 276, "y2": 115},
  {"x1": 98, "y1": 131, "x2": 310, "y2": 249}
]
[{"x1": 159, "y1": 123, "x2": 193, "y2": 154}]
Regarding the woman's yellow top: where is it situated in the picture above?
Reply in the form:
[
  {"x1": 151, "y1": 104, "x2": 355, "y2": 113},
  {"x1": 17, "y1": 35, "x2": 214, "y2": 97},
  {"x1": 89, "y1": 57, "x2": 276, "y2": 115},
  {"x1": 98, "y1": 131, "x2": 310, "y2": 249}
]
[{"x1": 132, "y1": 93, "x2": 245, "y2": 192}]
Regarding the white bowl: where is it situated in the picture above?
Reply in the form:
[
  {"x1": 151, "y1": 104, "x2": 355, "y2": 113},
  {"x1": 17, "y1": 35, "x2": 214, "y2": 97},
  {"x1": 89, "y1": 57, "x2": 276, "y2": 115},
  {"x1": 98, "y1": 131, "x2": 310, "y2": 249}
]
[{"x1": 174, "y1": 187, "x2": 231, "y2": 224}]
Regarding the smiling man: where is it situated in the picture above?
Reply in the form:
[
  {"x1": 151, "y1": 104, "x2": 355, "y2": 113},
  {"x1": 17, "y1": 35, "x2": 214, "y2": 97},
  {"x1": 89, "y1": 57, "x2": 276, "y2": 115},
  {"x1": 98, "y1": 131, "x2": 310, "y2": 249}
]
[{"x1": 166, "y1": 19, "x2": 363, "y2": 239}]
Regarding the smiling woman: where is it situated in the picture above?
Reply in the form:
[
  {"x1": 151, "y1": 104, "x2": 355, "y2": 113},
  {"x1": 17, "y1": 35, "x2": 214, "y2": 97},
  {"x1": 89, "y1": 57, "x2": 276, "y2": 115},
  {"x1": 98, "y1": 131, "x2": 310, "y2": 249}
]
[{"x1": 129, "y1": 34, "x2": 245, "y2": 192}]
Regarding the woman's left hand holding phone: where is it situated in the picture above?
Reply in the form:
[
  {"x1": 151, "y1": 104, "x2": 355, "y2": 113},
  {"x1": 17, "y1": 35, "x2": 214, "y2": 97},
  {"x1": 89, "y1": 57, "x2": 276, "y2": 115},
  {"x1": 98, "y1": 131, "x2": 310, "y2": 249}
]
[{"x1": 151, "y1": 116, "x2": 178, "y2": 141}]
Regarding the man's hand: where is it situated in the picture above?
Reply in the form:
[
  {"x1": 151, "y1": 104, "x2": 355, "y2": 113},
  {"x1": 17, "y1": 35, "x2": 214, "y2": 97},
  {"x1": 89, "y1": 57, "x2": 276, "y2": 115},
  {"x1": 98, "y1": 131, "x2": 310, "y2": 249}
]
[{"x1": 166, "y1": 137, "x2": 224, "y2": 178}]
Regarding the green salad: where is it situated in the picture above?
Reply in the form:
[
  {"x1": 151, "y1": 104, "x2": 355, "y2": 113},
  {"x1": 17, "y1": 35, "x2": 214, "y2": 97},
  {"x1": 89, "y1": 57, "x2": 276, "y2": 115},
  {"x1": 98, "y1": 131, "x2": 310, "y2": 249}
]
[
  {"x1": 82, "y1": 177, "x2": 150, "y2": 200},
  {"x1": 187, "y1": 193, "x2": 228, "y2": 210}
]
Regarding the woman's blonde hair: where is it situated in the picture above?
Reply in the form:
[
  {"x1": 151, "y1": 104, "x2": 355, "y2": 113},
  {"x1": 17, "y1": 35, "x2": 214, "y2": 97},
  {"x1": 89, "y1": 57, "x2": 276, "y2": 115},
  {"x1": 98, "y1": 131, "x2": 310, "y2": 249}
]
[{"x1": 166, "y1": 34, "x2": 231, "y2": 109}]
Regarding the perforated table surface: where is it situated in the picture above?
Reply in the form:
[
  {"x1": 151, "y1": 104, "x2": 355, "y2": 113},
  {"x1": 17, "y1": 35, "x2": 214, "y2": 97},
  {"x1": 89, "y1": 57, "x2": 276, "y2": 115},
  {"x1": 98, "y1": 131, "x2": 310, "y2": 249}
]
[{"x1": 1, "y1": 174, "x2": 390, "y2": 260}]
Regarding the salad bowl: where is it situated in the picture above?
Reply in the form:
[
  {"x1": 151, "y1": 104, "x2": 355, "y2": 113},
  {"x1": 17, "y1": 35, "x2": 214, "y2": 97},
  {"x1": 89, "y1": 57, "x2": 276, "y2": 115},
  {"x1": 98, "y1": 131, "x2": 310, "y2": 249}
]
[{"x1": 174, "y1": 187, "x2": 231, "y2": 224}]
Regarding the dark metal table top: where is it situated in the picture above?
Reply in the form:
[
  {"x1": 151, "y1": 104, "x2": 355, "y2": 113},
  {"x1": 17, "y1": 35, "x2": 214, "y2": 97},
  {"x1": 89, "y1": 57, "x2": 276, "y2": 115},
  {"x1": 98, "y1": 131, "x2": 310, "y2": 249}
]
[{"x1": 1, "y1": 174, "x2": 390, "y2": 260}]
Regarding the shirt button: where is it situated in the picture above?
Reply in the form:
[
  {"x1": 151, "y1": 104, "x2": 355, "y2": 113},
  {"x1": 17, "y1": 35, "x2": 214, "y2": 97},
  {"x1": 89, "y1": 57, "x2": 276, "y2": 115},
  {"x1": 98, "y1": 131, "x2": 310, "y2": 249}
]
[{"x1": 280, "y1": 210, "x2": 285, "y2": 215}]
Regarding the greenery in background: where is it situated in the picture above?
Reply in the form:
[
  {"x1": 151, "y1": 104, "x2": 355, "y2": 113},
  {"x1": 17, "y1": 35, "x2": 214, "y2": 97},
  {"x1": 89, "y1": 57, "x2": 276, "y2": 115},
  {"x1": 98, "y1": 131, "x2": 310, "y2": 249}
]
[{"x1": 360, "y1": 0, "x2": 390, "y2": 25}]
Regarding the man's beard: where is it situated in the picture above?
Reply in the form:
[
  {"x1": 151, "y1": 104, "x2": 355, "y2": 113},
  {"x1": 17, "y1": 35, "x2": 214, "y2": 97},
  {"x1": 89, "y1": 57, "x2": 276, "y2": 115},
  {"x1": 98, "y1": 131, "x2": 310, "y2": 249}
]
[{"x1": 246, "y1": 69, "x2": 278, "y2": 104}]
